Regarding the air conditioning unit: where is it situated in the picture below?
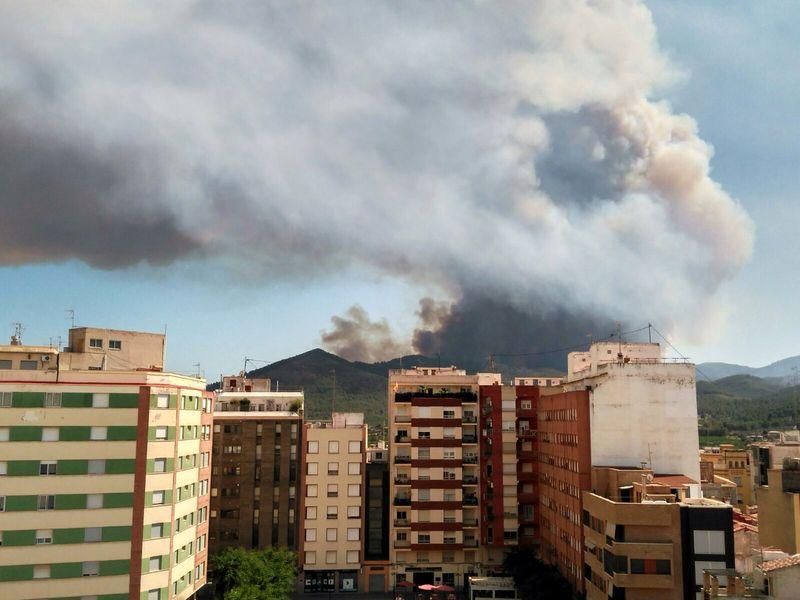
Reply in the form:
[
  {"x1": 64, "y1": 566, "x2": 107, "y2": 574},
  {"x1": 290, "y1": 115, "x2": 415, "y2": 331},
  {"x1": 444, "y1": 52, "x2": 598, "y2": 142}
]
[{"x1": 41, "y1": 355, "x2": 52, "y2": 363}]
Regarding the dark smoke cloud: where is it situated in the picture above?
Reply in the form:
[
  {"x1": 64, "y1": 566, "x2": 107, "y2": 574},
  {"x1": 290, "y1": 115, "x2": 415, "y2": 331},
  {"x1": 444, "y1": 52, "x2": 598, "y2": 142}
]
[{"x1": 412, "y1": 293, "x2": 617, "y2": 372}]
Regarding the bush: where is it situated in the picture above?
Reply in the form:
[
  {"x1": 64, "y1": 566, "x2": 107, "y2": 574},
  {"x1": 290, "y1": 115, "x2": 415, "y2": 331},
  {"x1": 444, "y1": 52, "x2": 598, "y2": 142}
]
[{"x1": 211, "y1": 547, "x2": 297, "y2": 600}]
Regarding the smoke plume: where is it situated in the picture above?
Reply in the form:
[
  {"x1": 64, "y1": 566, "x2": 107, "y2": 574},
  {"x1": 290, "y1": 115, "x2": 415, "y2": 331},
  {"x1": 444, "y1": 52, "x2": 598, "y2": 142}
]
[
  {"x1": 321, "y1": 305, "x2": 410, "y2": 363},
  {"x1": 0, "y1": 2, "x2": 753, "y2": 363}
]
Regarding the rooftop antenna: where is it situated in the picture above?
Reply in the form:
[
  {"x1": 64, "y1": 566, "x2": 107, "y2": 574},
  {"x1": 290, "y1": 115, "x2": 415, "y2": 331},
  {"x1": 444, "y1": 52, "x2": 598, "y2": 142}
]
[
  {"x1": 66, "y1": 309, "x2": 75, "y2": 329},
  {"x1": 11, "y1": 322, "x2": 24, "y2": 345},
  {"x1": 193, "y1": 362, "x2": 202, "y2": 378},
  {"x1": 648, "y1": 322, "x2": 653, "y2": 344},
  {"x1": 487, "y1": 353, "x2": 495, "y2": 371}
]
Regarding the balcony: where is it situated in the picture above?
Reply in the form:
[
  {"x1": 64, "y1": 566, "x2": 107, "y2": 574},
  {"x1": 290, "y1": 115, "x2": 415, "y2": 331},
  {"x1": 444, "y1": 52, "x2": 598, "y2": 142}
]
[
  {"x1": 394, "y1": 391, "x2": 477, "y2": 403},
  {"x1": 393, "y1": 497, "x2": 411, "y2": 506},
  {"x1": 395, "y1": 435, "x2": 410, "y2": 443},
  {"x1": 395, "y1": 477, "x2": 411, "y2": 485},
  {"x1": 462, "y1": 415, "x2": 477, "y2": 423},
  {"x1": 395, "y1": 415, "x2": 412, "y2": 423},
  {"x1": 394, "y1": 456, "x2": 411, "y2": 464},
  {"x1": 463, "y1": 495, "x2": 478, "y2": 506},
  {"x1": 394, "y1": 519, "x2": 410, "y2": 527},
  {"x1": 462, "y1": 435, "x2": 478, "y2": 444},
  {"x1": 394, "y1": 540, "x2": 411, "y2": 549},
  {"x1": 463, "y1": 539, "x2": 478, "y2": 548},
  {"x1": 463, "y1": 518, "x2": 478, "y2": 527},
  {"x1": 463, "y1": 456, "x2": 478, "y2": 464},
  {"x1": 463, "y1": 475, "x2": 478, "y2": 485}
]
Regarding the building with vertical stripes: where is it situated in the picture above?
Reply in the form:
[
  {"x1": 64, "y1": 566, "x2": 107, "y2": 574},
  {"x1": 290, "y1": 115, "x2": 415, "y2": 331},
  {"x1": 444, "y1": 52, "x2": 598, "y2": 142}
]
[{"x1": 0, "y1": 327, "x2": 211, "y2": 600}]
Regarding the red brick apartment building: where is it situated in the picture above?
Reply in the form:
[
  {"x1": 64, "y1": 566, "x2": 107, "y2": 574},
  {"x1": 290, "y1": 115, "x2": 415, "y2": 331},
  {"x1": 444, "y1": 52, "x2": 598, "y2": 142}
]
[{"x1": 537, "y1": 389, "x2": 591, "y2": 594}]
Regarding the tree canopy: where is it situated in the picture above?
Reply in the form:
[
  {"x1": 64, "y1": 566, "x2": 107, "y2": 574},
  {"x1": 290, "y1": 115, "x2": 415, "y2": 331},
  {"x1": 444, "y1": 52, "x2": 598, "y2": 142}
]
[
  {"x1": 211, "y1": 547, "x2": 297, "y2": 600},
  {"x1": 502, "y1": 546, "x2": 573, "y2": 600}
]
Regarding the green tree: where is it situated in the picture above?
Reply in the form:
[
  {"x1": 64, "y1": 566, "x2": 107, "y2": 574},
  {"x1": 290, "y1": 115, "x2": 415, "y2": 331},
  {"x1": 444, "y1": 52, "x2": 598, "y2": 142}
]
[
  {"x1": 211, "y1": 547, "x2": 297, "y2": 600},
  {"x1": 503, "y1": 546, "x2": 573, "y2": 600}
]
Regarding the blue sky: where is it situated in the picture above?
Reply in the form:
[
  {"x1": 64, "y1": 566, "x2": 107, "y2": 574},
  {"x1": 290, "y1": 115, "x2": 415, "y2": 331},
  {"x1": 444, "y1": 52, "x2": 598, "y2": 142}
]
[{"x1": 1, "y1": 2, "x2": 798, "y2": 376}]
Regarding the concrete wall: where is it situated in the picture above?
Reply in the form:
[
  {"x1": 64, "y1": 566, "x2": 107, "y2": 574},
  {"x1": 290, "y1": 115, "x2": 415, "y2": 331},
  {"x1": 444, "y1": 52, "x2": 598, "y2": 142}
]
[
  {"x1": 758, "y1": 469, "x2": 800, "y2": 554},
  {"x1": 766, "y1": 564, "x2": 800, "y2": 599},
  {"x1": 585, "y1": 362, "x2": 700, "y2": 482}
]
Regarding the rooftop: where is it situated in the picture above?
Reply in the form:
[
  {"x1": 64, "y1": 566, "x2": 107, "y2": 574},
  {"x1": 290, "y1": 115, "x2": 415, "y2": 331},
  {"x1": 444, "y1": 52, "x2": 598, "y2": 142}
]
[{"x1": 758, "y1": 554, "x2": 800, "y2": 573}]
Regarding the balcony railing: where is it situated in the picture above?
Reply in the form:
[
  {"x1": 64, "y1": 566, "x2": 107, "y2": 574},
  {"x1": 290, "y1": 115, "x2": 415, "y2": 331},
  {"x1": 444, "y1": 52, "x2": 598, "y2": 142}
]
[
  {"x1": 463, "y1": 539, "x2": 478, "y2": 547},
  {"x1": 395, "y1": 435, "x2": 410, "y2": 443},
  {"x1": 463, "y1": 456, "x2": 478, "y2": 464},
  {"x1": 463, "y1": 476, "x2": 478, "y2": 485},
  {"x1": 462, "y1": 435, "x2": 478, "y2": 444},
  {"x1": 394, "y1": 519, "x2": 410, "y2": 527},
  {"x1": 395, "y1": 477, "x2": 411, "y2": 485},
  {"x1": 394, "y1": 540, "x2": 411, "y2": 548},
  {"x1": 393, "y1": 497, "x2": 411, "y2": 506},
  {"x1": 394, "y1": 456, "x2": 411, "y2": 464},
  {"x1": 463, "y1": 518, "x2": 478, "y2": 527},
  {"x1": 462, "y1": 415, "x2": 477, "y2": 423},
  {"x1": 394, "y1": 391, "x2": 478, "y2": 402},
  {"x1": 395, "y1": 415, "x2": 412, "y2": 423},
  {"x1": 463, "y1": 496, "x2": 478, "y2": 506}
]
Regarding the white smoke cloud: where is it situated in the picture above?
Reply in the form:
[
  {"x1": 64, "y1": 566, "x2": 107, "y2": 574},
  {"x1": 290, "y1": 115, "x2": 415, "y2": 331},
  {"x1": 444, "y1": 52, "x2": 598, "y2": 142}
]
[{"x1": 0, "y1": 1, "x2": 753, "y2": 357}]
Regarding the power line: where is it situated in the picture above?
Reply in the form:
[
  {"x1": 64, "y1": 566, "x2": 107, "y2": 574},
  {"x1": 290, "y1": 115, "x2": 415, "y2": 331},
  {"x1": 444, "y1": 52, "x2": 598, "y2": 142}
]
[{"x1": 648, "y1": 323, "x2": 712, "y2": 382}]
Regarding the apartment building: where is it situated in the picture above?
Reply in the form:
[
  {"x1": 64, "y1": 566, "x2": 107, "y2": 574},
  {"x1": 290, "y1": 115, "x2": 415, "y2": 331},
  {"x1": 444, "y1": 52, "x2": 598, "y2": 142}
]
[
  {"x1": 0, "y1": 328, "x2": 211, "y2": 600},
  {"x1": 364, "y1": 443, "x2": 391, "y2": 593},
  {"x1": 209, "y1": 375, "x2": 303, "y2": 553},
  {"x1": 388, "y1": 367, "x2": 501, "y2": 589},
  {"x1": 513, "y1": 380, "x2": 541, "y2": 547},
  {"x1": 700, "y1": 443, "x2": 753, "y2": 507},
  {"x1": 583, "y1": 467, "x2": 734, "y2": 600},
  {"x1": 300, "y1": 413, "x2": 367, "y2": 593},
  {"x1": 538, "y1": 341, "x2": 701, "y2": 594},
  {"x1": 478, "y1": 384, "x2": 519, "y2": 567},
  {"x1": 757, "y1": 457, "x2": 800, "y2": 554}
]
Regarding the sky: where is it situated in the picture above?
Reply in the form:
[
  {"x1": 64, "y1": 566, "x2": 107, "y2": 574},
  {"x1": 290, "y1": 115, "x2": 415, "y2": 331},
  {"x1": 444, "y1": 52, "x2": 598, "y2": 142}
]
[{"x1": 1, "y1": 1, "x2": 798, "y2": 377}]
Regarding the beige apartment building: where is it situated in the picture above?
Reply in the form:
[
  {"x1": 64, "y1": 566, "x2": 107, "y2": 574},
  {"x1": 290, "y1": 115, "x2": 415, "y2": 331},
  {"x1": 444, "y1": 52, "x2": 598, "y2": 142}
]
[
  {"x1": 0, "y1": 327, "x2": 211, "y2": 600},
  {"x1": 700, "y1": 444, "x2": 753, "y2": 507},
  {"x1": 388, "y1": 366, "x2": 501, "y2": 590},
  {"x1": 583, "y1": 467, "x2": 734, "y2": 600},
  {"x1": 299, "y1": 413, "x2": 368, "y2": 593}
]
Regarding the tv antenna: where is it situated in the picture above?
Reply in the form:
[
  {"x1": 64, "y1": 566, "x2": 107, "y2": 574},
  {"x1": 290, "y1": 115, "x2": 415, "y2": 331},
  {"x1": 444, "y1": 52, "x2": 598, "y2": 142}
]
[
  {"x1": 11, "y1": 322, "x2": 24, "y2": 344},
  {"x1": 65, "y1": 309, "x2": 75, "y2": 329}
]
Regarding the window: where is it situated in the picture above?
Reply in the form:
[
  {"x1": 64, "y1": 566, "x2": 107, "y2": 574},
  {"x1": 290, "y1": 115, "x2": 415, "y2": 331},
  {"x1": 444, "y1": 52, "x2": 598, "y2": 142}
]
[
  {"x1": 149, "y1": 556, "x2": 162, "y2": 572},
  {"x1": 0, "y1": 496, "x2": 4, "y2": 511},
  {"x1": 308, "y1": 441, "x2": 319, "y2": 454},
  {"x1": 418, "y1": 534, "x2": 430, "y2": 544},
  {"x1": 347, "y1": 505, "x2": 360, "y2": 519},
  {"x1": 92, "y1": 393, "x2": 109, "y2": 407},
  {"x1": 156, "y1": 394, "x2": 169, "y2": 408},
  {"x1": 306, "y1": 506, "x2": 317, "y2": 520},
  {"x1": 155, "y1": 426, "x2": 167, "y2": 440},
  {"x1": 152, "y1": 523, "x2": 164, "y2": 538},
  {"x1": 306, "y1": 484, "x2": 318, "y2": 497},
  {"x1": 444, "y1": 449, "x2": 456, "y2": 459},
  {"x1": 154, "y1": 458, "x2": 167, "y2": 473},
  {"x1": 44, "y1": 393, "x2": 61, "y2": 407},
  {"x1": 348, "y1": 462, "x2": 361, "y2": 475},
  {"x1": 0, "y1": 361, "x2": 10, "y2": 370},
  {"x1": 443, "y1": 427, "x2": 455, "y2": 439},
  {"x1": 327, "y1": 462, "x2": 339, "y2": 475},
  {"x1": 347, "y1": 528, "x2": 360, "y2": 541},
  {"x1": 84, "y1": 527, "x2": 102, "y2": 542},
  {"x1": 326, "y1": 550, "x2": 337, "y2": 564},
  {"x1": 42, "y1": 427, "x2": 59, "y2": 442},
  {"x1": 89, "y1": 338, "x2": 103, "y2": 349},
  {"x1": 0, "y1": 392, "x2": 10, "y2": 407},
  {"x1": 327, "y1": 484, "x2": 338, "y2": 497},
  {"x1": 349, "y1": 440, "x2": 361, "y2": 453},
  {"x1": 305, "y1": 551, "x2": 316, "y2": 565},
  {"x1": 443, "y1": 470, "x2": 456, "y2": 480},
  {"x1": 305, "y1": 528, "x2": 317, "y2": 542},
  {"x1": 90, "y1": 426, "x2": 107, "y2": 441},
  {"x1": 329, "y1": 440, "x2": 340, "y2": 454},
  {"x1": 307, "y1": 462, "x2": 318, "y2": 475},
  {"x1": 38, "y1": 495, "x2": 55, "y2": 510},
  {"x1": 35, "y1": 529, "x2": 53, "y2": 544},
  {"x1": 418, "y1": 489, "x2": 430, "y2": 501},
  {"x1": 346, "y1": 550, "x2": 359, "y2": 564},
  {"x1": 0, "y1": 428, "x2": 7, "y2": 441},
  {"x1": 0, "y1": 462, "x2": 5, "y2": 475},
  {"x1": 152, "y1": 490, "x2": 165, "y2": 505},
  {"x1": 20, "y1": 360, "x2": 38, "y2": 370},
  {"x1": 39, "y1": 461, "x2": 57, "y2": 475},
  {"x1": 417, "y1": 448, "x2": 430, "y2": 460},
  {"x1": 87, "y1": 494, "x2": 103, "y2": 509},
  {"x1": 348, "y1": 484, "x2": 361, "y2": 497},
  {"x1": 694, "y1": 530, "x2": 725, "y2": 555},
  {"x1": 109, "y1": 339, "x2": 122, "y2": 350},
  {"x1": 443, "y1": 410, "x2": 455, "y2": 419},
  {"x1": 33, "y1": 565, "x2": 50, "y2": 579},
  {"x1": 418, "y1": 431, "x2": 431, "y2": 440},
  {"x1": 82, "y1": 561, "x2": 100, "y2": 577},
  {"x1": 327, "y1": 506, "x2": 338, "y2": 519},
  {"x1": 326, "y1": 528, "x2": 337, "y2": 541}
]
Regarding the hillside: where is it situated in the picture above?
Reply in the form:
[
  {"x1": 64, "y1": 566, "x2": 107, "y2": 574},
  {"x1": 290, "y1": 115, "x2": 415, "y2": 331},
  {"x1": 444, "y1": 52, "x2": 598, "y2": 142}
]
[
  {"x1": 697, "y1": 355, "x2": 800, "y2": 381},
  {"x1": 698, "y1": 380, "x2": 800, "y2": 435},
  {"x1": 246, "y1": 349, "x2": 387, "y2": 425},
  {"x1": 697, "y1": 374, "x2": 784, "y2": 401}
]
